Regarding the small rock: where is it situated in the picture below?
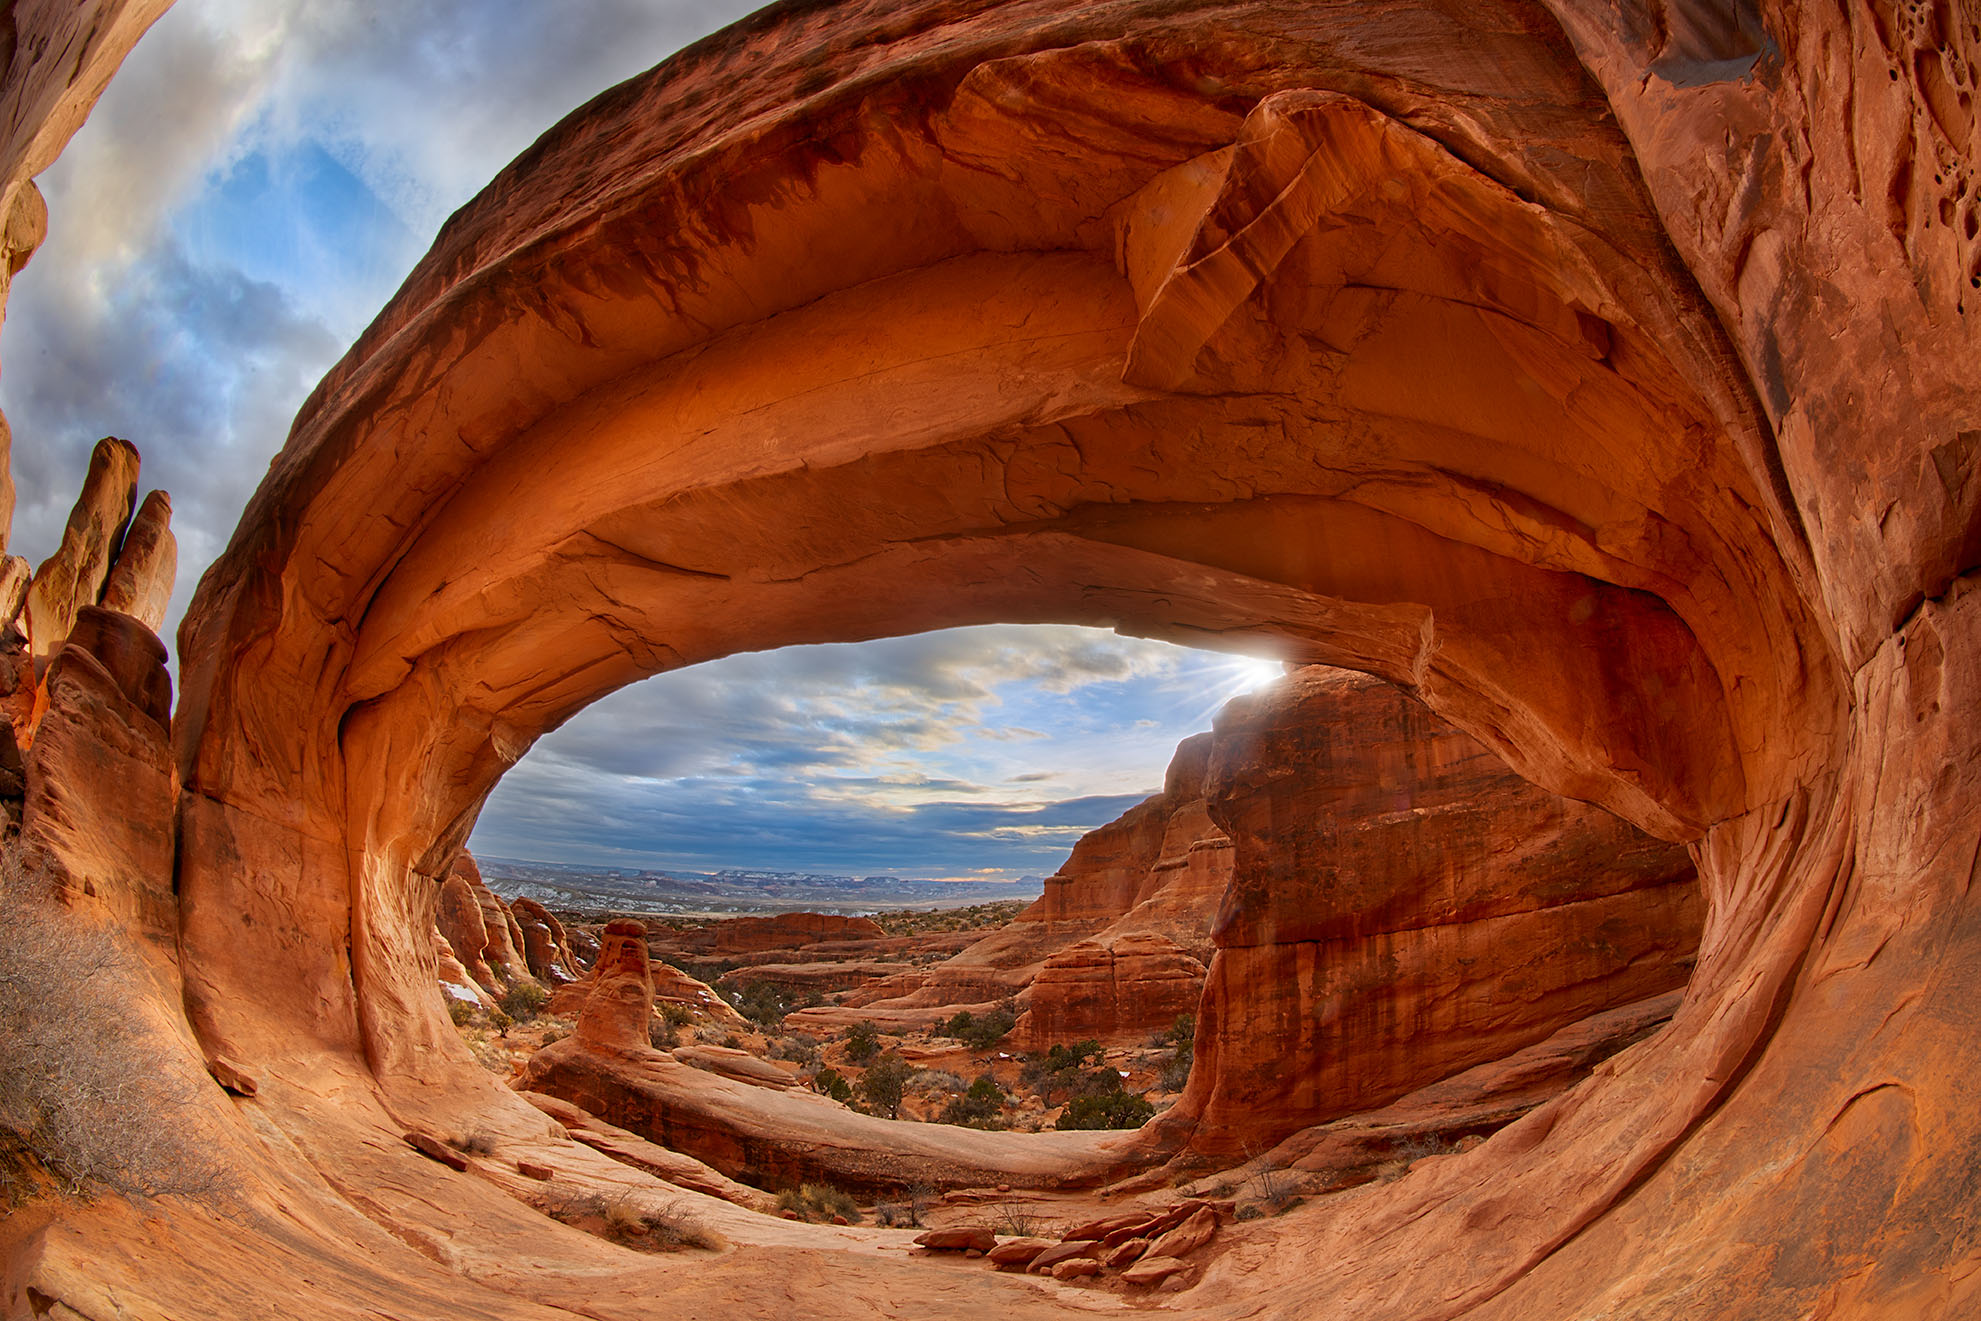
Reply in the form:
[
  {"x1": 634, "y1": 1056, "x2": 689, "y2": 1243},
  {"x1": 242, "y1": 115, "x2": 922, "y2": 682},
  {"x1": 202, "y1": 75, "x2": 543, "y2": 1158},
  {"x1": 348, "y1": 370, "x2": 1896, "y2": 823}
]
[
  {"x1": 780, "y1": 1210, "x2": 800, "y2": 1220},
  {"x1": 207, "y1": 1055, "x2": 259, "y2": 1098},
  {"x1": 913, "y1": 1227, "x2": 997, "y2": 1252},
  {"x1": 1050, "y1": 1258, "x2": 1102, "y2": 1280},
  {"x1": 964, "y1": 1248, "x2": 983, "y2": 1259},
  {"x1": 1123, "y1": 1255, "x2": 1192, "y2": 1288},
  {"x1": 1029, "y1": 1240, "x2": 1101, "y2": 1274},
  {"x1": 1099, "y1": 1217, "x2": 1161, "y2": 1247},
  {"x1": 995, "y1": 1183, "x2": 1010, "y2": 1192},
  {"x1": 1106, "y1": 1237, "x2": 1151, "y2": 1268},
  {"x1": 517, "y1": 1160, "x2": 554, "y2": 1180},
  {"x1": 403, "y1": 1132, "x2": 469, "y2": 1171},
  {"x1": 831, "y1": 1215, "x2": 850, "y2": 1226},
  {"x1": 1159, "y1": 1272, "x2": 1195, "y2": 1293},
  {"x1": 1146, "y1": 1206, "x2": 1218, "y2": 1259},
  {"x1": 987, "y1": 1236, "x2": 1055, "y2": 1268},
  {"x1": 1062, "y1": 1210, "x2": 1152, "y2": 1241}
]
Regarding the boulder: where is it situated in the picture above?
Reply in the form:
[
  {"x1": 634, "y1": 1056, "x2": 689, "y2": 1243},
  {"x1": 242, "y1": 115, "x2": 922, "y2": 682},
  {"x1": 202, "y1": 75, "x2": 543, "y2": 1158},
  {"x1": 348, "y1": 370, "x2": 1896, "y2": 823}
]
[
  {"x1": 1122, "y1": 1256, "x2": 1192, "y2": 1288},
  {"x1": 1145, "y1": 1206, "x2": 1218, "y2": 1260},
  {"x1": 985, "y1": 1236, "x2": 1055, "y2": 1267},
  {"x1": 913, "y1": 1227, "x2": 997, "y2": 1252},
  {"x1": 1028, "y1": 1241, "x2": 1101, "y2": 1273}
]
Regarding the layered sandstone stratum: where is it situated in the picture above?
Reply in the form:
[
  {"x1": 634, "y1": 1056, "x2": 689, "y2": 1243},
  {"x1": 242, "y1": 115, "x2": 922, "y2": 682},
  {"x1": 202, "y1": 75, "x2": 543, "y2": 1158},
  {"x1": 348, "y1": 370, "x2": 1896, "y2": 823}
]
[{"x1": 2, "y1": 1, "x2": 1978, "y2": 1318}]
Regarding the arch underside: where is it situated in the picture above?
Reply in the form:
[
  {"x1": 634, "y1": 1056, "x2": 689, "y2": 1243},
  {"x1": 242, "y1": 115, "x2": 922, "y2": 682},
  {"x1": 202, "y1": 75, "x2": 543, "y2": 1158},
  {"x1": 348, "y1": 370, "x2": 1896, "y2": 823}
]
[{"x1": 144, "y1": 1, "x2": 1981, "y2": 1318}]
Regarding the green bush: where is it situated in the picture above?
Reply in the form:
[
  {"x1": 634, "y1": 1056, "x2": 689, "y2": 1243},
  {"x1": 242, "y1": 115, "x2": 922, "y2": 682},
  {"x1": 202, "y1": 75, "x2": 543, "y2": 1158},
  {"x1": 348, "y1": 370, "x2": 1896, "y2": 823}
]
[
  {"x1": 938, "y1": 1074, "x2": 1008, "y2": 1129},
  {"x1": 498, "y1": 981, "x2": 550, "y2": 1023},
  {"x1": 856, "y1": 1050, "x2": 911, "y2": 1119},
  {"x1": 1055, "y1": 1090, "x2": 1155, "y2": 1130},
  {"x1": 731, "y1": 981, "x2": 792, "y2": 1028},
  {"x1": 812, "y1": 1067, "x2": 853, "y2": 1102},
  {"x1": 843, "y1": 1020, "x2": 880, "y2": 1063},
  {"x1": 942, "y1": 999, "x2": 1018, "y2": 1050},
  {"x1": 1159, "y1": 1012, "x2": 1196, "y2": 1090},
  {"x1": 657, "y1": 1001, "x2": 695, "y2": 1028},
  {"x1": 1021, "y1": 1039, "x2": 1104, "y2": 1105},
  {"x1": 447, "y1": 997, "x2": 478, "y2": 1027},
  {"x1": 776, "y1": 1182, "x2": 861, "y2": 1223}
]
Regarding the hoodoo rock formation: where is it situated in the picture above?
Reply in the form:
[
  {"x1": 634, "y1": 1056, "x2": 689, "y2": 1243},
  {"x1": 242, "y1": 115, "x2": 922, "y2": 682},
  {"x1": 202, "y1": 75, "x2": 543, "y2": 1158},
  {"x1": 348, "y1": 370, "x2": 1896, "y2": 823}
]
[{"x1": 3, "y1": 1, "x2": 1978, "y2": 1319}]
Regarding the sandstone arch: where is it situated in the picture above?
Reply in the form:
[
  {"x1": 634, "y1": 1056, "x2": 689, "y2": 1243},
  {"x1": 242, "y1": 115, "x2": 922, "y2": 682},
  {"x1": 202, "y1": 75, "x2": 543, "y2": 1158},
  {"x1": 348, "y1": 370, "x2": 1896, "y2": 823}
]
[{"x1": 14, "y1": 0, "x2": 1981, "y2": 1317}]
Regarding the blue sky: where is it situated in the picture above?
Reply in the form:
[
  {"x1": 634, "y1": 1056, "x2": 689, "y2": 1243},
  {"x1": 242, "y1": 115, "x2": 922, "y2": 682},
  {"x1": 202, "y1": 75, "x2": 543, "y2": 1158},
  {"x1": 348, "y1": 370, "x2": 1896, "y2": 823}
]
[{"x1": 0, "y1": 0, "x2": 1284, "y2": 882}]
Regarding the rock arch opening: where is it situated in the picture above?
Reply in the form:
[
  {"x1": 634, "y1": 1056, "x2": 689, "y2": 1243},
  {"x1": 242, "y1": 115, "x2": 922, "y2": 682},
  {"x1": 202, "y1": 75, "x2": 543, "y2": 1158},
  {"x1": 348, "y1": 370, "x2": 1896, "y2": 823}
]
[{"x1": 13, "y1": 0, "x2": 1976, "y2": 1317}]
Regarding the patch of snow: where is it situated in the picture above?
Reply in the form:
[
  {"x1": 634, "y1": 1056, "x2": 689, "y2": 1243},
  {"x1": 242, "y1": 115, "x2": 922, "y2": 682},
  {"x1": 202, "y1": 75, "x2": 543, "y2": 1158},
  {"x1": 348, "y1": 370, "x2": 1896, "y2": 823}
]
[{"x1": 443, "y1": 981, "x2": 481, "y2": 1002}]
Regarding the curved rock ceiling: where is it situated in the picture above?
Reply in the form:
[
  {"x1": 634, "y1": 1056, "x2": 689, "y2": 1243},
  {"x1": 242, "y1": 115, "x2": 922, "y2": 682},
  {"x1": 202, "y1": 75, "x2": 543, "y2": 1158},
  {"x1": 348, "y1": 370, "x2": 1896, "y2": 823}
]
[{"x1": 9, "y1": 0, "x2": 1981, "y2": 1317}]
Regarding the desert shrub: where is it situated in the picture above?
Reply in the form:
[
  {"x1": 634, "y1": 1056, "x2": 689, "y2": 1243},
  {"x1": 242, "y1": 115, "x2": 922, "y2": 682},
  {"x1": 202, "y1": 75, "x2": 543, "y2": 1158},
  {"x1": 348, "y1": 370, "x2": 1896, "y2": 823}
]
[
  {"x1": 538, "y1": 1026, "x2": 566, "y2": 1047},
  {"x1": 731, "y1": 981, "x2": 792, "y2": 1028},
  {"x1": 769, "y1": 1035, "x2": 820, "y2": 1065},
  {"x1": 542, "y1": 1188, "x2": 724, "y2": 1251},
  {"x1": 938, "y1": 1074, "x2": 1008, "y2": 1129},
  {"x1": 812, "y1": 1066, "x2": 854, "y2": 1103},
  {"x1": 0, "y1": 859, "x2": 224, "y2": 1201},
  {"x1": 1159, "y1": 1012, "x2": 1195, "y2": 1090},
  {"x1": 776, "y1": 1182, "x2": 861, "y2": 1223},
  {"x1": 1021, "y1": 1039, "x2": 1104, "y2": 1106},
  {"x1": 941, "y1": 999, "x2": 1018, "y2": 1050},
  {"x1": 984, "y1": 1199, "x2": 1041, "y2": 1236},
  {"x1": 856, "y1": 1050, "x2": 912, "y2": 1119},
  {"x1": 447, "y1": 997, "x2": 479, "y2": 1027},
  {"x1": 912, "y1": 1069, "x2": 966, "y2": 1094},
  {"x1": 1055, "y1": 1089, "x2": 1155, "y2": 1131},
  {"x1": 650, "y1": 1018, "x2": 679, "y2": 1050},
  {"x1": 657, "y1": 1001, "x2": 695, "y2": 1028},
  {"x1": 498, "y1": 980, "x2": 551, "y2": 1022},
  {"x1": 451, "y1": 1131, "x2": 497, "y2": 1155},
  {"x1": 843, "y1": 1020, "x2": 880, "y2": 1062}
]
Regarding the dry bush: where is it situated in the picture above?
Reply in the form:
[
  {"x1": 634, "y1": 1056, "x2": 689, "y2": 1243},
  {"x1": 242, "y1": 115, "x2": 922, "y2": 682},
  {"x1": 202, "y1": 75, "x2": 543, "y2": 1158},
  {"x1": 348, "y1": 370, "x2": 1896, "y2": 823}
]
[{"x1": 0, "y1": 856, "x2": 224, "y2": 1202}]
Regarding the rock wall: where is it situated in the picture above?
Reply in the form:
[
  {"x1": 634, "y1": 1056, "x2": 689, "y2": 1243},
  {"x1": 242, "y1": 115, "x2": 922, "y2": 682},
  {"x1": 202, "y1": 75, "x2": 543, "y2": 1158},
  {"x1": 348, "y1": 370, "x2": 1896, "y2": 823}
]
[{"x1": 1166, "y1": 667, "x2": 1701, "y2": 1153}]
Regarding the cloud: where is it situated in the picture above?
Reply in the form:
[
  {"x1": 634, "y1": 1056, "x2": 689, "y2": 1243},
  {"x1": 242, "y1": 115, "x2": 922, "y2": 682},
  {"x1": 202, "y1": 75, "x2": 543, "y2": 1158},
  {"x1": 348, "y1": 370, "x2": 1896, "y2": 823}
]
[
  {"x1": 1, "y1": 0, "x2": 761, "y2": 647},
  {"x1": 0, "y1": 2, "x2": 1293, "y2": 880}
]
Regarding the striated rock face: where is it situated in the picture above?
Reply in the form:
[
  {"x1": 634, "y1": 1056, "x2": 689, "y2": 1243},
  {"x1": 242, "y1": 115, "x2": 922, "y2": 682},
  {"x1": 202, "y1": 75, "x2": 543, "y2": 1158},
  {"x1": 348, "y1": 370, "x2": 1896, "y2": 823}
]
[
  {"x1": 1163, "y1": 668, "x2": 1700, "y2": 1154},
  {"x1": 5, "y1": 0, "x2": 1975, "y2": 1318},
  {"x1": 17, "y1": 608, "x2": 176, "y2": 953},
  {"x1": 1020, "y1": 933, "x2": 1207, "y2": 1049}
]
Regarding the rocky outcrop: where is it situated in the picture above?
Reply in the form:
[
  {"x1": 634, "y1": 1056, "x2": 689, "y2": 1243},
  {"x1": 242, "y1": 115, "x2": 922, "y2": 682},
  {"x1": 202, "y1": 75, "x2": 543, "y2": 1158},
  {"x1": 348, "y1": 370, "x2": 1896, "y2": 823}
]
[
  {"x1": 17, "y1": 607, "x2": 175, "y2": 955},
  {"x1": 97, "y1": 489, "x2": 175, "y2": 632},
  {"x1": 510, "y1": 897, "x2": 579, "y2": 983},
  {"x1": 653, "y1": 911, "x2": 886, "y2": 956},
  {"x1": 21, "y1": 437, "x2": 137, "y2": 656},
  {"x1": 793, "y1": 731, "x2": 1235, "y2": 1038},
  {"x1": 1019, "y1": 933, "x2": 1207, "y2": 1049},
  {"x1": 574, "y1": 918, "x2": 656, "y2": 1054},
  {"x1": 1162, "y1": 668, "x2": 1700, "y2": 1154}
]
